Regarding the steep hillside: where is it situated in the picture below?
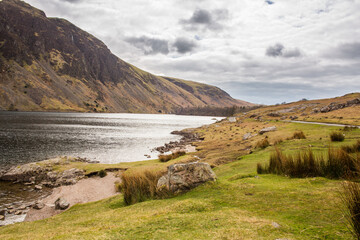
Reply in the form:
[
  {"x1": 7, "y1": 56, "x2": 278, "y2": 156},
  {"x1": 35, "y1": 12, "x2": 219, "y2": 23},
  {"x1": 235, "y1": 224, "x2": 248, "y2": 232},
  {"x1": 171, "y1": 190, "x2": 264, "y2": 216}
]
[{"x1": 0, "y1": 0, "x2": 251, "y2": 113}]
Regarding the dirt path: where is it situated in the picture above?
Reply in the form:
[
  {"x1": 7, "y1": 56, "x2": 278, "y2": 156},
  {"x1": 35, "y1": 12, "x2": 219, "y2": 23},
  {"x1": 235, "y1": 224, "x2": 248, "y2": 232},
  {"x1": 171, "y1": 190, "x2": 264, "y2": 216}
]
[
  {"x1": 25, "y1": 172, "x2": 120, "y2": 222},
  {"x1": 287, "y1": 120, "x2": 359, "y2": 128}
]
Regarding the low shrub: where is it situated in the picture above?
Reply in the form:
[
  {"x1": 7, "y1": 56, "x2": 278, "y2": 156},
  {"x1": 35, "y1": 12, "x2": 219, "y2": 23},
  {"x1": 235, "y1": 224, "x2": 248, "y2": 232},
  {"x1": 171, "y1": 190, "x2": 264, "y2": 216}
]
[
  {"x1": 330, "y1": 132, "x2": 345, "y2": 142},
  {"x1": 342, "y1": 181, "x2": 360, "y2": 240},
  {"x1": 159, "y1": 150, "x2": 186, "y2": 162},
  {"x1": 98, "y1": 169, "x2": 107, "y2": 178},
  {"x1": 292, "y1": 130, "x2": 306, "y2": 139},
  {"x1": 120, "y1": 169, "x2": 170, "y2": 205},
  {"x1": 255, "y1": 138, "x2": 270, "y2": 149}
]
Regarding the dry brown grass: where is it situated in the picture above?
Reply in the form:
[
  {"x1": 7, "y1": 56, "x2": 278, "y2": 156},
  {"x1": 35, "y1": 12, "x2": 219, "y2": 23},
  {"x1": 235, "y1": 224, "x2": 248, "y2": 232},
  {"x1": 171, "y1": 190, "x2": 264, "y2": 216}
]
[
  {"x1": 255, "y1": 138, "x2": 270, "y2": 149},
  {"x1": 292, "y1": 130, "x2": 306, "y2": 139},
  {"x1": 120, "y1": 169, "x2": 170, "y2": 205}
]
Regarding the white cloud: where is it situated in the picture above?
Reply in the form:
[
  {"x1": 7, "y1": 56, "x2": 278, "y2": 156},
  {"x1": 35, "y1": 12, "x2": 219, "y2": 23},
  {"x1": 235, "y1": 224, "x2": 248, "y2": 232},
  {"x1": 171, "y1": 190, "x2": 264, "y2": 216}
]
[{"x1": 24, "y1": 0, "x2": 360, "y2": 104}]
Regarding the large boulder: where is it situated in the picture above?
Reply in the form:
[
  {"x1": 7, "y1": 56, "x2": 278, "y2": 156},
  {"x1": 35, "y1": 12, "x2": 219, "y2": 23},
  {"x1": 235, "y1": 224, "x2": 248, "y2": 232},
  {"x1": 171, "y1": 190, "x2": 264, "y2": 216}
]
[
  {"x1": 157, "y1": 162, "x2": 216, "y2": 193},
  {"x1": 259, "y1": 126, "x2": 277, "y2": 135}
]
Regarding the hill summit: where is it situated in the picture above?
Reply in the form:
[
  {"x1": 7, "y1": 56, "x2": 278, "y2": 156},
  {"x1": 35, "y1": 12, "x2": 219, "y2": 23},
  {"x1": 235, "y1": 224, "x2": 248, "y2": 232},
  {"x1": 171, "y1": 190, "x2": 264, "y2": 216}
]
[{"x1": 0, "y1": 0, "x2": 251, "y2": 113}]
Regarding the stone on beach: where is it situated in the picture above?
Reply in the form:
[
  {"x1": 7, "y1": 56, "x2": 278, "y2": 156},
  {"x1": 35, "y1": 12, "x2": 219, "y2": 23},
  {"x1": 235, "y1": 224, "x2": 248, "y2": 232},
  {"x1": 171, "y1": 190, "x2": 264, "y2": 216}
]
[
  {"x1": 33, "y1": 202, "x2": 45, "y2": 210},
  {"x1": 157, "y1": 162, "x2": 217, "y2": 193},
  {"x1": 55, "y1": 197, "x2": 70, "y2": 210}
]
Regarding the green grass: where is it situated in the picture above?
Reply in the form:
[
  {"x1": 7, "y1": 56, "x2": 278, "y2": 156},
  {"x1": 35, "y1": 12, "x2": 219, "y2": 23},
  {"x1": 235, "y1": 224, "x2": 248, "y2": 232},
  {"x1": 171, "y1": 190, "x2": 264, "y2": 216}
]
[{"x1": 1, "y1": 121, "x2": 359, "y2": 239}]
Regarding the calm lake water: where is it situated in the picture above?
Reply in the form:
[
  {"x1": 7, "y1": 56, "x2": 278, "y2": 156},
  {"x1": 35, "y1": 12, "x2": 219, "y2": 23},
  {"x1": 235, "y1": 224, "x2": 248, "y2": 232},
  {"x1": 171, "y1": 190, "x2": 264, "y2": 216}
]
[{"x1": 0, "y1": 112, "x2": 221, "y2": 169}]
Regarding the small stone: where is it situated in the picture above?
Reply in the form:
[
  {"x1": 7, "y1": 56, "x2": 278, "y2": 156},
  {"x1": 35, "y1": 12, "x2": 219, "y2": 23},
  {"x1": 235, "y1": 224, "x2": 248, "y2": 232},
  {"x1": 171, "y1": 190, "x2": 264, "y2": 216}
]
[
  {"x1": 55, "y1": 197, "x2": 70, "y2": 210},
  {"x1": 33, "y1": 202, "x2": 45, "y2": 210},
  {"x1": 272, "y1": 222, "x2": 281, "y2": 228},
  {"x1": 34, "y1": 185, "x2": 43, "y2": 190},
  {"x1": 18, "y1": 205, "x2": 26, "y2": 210},
  {"x1": 14, "y1": 210, "x2": 22, "y2": 215},
  {"x1": 8, "y1": 209, "x2": 15, "y2": 214},
  {"x1": 0, "y1": 215, "x2": 4, "y2": 221}
]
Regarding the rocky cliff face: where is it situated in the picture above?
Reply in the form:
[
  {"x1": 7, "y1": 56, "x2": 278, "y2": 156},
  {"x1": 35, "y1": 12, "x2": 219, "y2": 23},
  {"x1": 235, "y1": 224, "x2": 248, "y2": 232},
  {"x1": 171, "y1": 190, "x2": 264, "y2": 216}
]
[{"x1": 0, "y1": 0, "x2": 251, "y2": 113}]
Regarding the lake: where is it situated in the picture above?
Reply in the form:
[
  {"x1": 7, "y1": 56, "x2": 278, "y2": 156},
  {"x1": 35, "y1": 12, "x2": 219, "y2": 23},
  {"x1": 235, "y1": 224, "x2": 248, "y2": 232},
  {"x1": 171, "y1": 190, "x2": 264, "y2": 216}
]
[{"x1": 0, "y1": 112, "x2": 221, "y2": 169}]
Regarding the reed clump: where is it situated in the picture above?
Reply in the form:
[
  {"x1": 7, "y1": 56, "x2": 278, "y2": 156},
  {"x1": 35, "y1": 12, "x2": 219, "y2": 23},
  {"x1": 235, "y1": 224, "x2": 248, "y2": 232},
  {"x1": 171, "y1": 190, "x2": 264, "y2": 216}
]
[
  {"x1": 120, "y1": 170, "x2": 169, "y2": 205},
  {"x1": 257, "y1": 145, "x2": 360, "y2": 179},
  {"x1": 292, "y1": 130, "x2": 306, "y2": 139},
  {"x1": 330, "y1": 131, "x2": 345, "y2": 142},
  {"x1": 342, "y1": 181, "x2": 360, "y2": 240},
  {"x1": 158, "y1": 150, "x2": 186, "y2": 162},
  {"x1": 255, "y1": 138, "x2": 270, "y2": 149},
  {"x1": 342, "y1": 140, "x2": 360, "y2": 154}
]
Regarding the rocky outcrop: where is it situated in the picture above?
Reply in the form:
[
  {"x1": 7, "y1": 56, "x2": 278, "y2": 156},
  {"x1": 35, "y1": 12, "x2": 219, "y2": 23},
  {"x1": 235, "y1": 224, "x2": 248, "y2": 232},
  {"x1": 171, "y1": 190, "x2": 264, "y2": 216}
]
[
  {"x1": 320, "y1": 98, "x2": 360, "y2": 113},
  {"x1": 259, "y1": 126, "x2": 277, "y2": 135},
  {"x1": 155, "y1": 130, "x2": 202, "y2": 153},
  {"x1": 157, "y1": 162, "x2": 216, "y2": 193},
  {"x1": 0, "y1": 158, "x2": 85, "y2": 187}
]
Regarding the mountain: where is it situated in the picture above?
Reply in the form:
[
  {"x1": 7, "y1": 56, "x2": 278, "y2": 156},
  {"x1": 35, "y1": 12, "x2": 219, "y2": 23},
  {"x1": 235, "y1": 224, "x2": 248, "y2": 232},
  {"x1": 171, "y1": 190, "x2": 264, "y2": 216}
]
[{"x1": 0, "y1": 0, "x2": 251, "y2": 113}]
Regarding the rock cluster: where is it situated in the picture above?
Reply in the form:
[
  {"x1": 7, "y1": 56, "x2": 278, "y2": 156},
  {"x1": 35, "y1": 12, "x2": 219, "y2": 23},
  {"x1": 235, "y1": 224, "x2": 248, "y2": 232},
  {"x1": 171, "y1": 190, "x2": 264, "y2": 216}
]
[
  {"x1": 0, "y1": 158, "x2": 86, "y2": 188},
  {"x1": 318, "y1": 98, "x2": 360, "y2": 113},
  {"x1": 155, "y1": 131, "x2": 202, "y2": 154},
  {"x1": 55, "y1": 197, "x2": 70, "y2": 210},
  {"x1": 157, "y1": 162, "x2": 216, "y2": 193}
]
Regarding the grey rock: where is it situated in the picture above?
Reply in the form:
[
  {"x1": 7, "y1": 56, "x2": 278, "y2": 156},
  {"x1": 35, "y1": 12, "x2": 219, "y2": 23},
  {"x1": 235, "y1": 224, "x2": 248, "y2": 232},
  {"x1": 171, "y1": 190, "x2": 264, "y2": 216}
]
[
  {"x1": 34, "y1": 184, "x2": 43, "y2": 190},
  {"x1": 259, "y1": 126, "x2": 277, "y2": 135},
  {"x1": 0, "y1": 215, "x2": 4, "y2": 221},
  {"x1": 0, "y1": 209, "x2": 6, "y2": 216},
  {"x1": 157, "y1": 162, "x2": 216, "y2": 193},
  {"x1": 14, "y1": 210, "x2": 22, "y2": 215},
  {"x1": 18, "y1": 205, "x2": 26, "y2": 210},
  {"x1": 33, "y1": 202, "x2": 45, "y2": 210},
  {"x1": 243, "y1": 133, "x2": 252, "y2": 140},
  {"x1": 0, "y1": 163, "x2": 47, "y2": 182},
  {"x1": 55, "y1": 197, "x2": 70, "y2": 210},
  {"x1": 272, "y1": 222, "x2": 281, "y2": 228},
  {"x1": 267, "y1": 112, "x2": 281, "y2": 117}
]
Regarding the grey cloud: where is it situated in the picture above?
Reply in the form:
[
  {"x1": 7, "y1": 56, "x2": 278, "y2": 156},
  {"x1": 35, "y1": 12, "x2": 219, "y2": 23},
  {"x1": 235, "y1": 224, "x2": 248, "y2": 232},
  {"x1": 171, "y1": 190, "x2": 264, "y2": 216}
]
[
  {"x1": 180, "y1": 8, "x2": 229, "y2": 31},
  {"x1": 61, "y1": 0, "x2": 82, "y2": 3},
  {"x1": 266, "y1": 43, "x2": 302, "y2": 58},
  {"x1": 173, "y1": 38, "x2": 197, "y2": 53},
  {"x1": 330, "y1": 42, "x2": 360, "y2": 59},
  {"x1": 125, "y1": 36, "x2": 169, "y2": 55}
]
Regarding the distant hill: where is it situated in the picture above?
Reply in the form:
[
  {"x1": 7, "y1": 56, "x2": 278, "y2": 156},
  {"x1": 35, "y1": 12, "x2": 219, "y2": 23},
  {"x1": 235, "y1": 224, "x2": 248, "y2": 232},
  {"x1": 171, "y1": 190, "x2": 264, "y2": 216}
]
[{"x1": 0, "y1": 0, "x2": 252, "y2": 113}]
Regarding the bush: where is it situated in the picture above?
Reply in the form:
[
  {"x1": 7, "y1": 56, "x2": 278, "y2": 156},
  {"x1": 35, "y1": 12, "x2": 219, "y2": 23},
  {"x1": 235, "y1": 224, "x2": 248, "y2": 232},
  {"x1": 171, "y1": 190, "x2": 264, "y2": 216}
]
[
  {"x1": 257, "y1": 146, "x2": 360, "y2": 179},
  {"x1": 120, "y1": 170, "x2": 170, "y2": 205},
  {"x1": 330, "y1": 132, "x2": 345, "y2": 142},
  {"x1": 292, "y1": 130, "x2": 306, "y2": 139},
  {"x1": 98, "y1": 169, "x2": 107, "y2": 178},
  {"x1": 342, "y1": 181, "x2": 360, "y2": 240},
  {"x1": 255, "y1": 138, "x2": 270, "y2": 149},
  {"x1": 159, "y1": 150, "x2": 186, "y2": 162}
]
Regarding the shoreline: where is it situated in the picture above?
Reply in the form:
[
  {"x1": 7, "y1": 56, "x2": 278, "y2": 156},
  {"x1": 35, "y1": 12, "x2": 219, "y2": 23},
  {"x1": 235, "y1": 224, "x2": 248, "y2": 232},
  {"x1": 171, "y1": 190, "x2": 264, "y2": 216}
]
[{"x1": 0, "y1": 128, "x2": 203, "y2": 225}]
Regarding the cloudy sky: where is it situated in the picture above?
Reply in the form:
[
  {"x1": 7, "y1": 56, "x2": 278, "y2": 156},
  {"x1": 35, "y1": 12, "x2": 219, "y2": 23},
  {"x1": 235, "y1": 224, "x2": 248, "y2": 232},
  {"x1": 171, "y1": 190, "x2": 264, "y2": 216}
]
[{"x1": 25, "y1": 0, "x2": 360, "y2": 104}]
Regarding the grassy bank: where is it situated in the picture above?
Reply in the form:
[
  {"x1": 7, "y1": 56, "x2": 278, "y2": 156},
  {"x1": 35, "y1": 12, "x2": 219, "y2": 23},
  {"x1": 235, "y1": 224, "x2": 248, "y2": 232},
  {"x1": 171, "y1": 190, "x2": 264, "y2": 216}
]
[{"x1": 1, "y1": 119, "x2": 359, "y2": 239}]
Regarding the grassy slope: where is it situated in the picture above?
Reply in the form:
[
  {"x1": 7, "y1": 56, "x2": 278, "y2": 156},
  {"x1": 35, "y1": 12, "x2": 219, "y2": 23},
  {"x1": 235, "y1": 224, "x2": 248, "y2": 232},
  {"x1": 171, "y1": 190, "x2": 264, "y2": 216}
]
[{"x1": 1, "y1": 117, "x2": 359, "y2": 239}]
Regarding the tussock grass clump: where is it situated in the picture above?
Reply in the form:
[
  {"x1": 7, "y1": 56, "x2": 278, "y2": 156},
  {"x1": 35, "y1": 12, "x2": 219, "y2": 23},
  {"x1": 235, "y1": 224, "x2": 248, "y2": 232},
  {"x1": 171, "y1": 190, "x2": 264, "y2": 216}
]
[
  {"x1": 120, "y1": 170, "x2": 170, "y2": 205},
  {"x1": 330, "y1": 131, "x2": 345, "y2": 142},
  {"x1": 292, "y1": 130, "x2": 306, "y2": 139},
  {"x1": 257, "y1": 146, "x2": 360, "y2": 179},
  {"x1": 273, "y1": 138, "x2": 283, "y2": 145},
  {"x1": 255, "y1": 138, "x2": 270, "y2": 149},
  {"x1": 342, "y1": 140, "x2": 360, "y2": 154},
  {"x1": 342, "y1": 181, "x2": 360, "y2": 240},
  {"x1": 343, "y1": 126, "x2": 358, "y2": 131},
  {"x1": 158, "y1": 150, "x2": 186, "y2": 162}
]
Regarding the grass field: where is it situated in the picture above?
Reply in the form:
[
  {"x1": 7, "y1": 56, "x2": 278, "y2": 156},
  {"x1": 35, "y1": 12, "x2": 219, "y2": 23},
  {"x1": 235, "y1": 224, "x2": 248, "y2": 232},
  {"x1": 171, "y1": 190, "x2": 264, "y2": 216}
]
[{"x1": 1, "y1": 118, "x2": 359, "y2": 239}]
